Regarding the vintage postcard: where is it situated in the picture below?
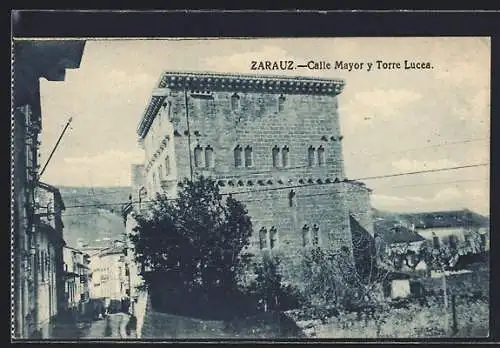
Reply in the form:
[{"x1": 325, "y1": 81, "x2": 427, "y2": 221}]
[{"x1": 12, "y1": 36, "x2": 490, "y2": 341}]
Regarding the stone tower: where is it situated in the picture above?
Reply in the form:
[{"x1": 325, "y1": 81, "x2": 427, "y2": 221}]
[{"x1": 134, "y1": 71, "x2": 374, "y2": 284}]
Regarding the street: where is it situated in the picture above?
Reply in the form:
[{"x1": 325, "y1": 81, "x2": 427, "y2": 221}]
[{"x1": 51, "y1": 313, "x2": 133, "y2": 339}]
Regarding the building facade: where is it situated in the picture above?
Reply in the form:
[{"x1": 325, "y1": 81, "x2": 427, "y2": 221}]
[
  {"x1": 12, "y1": 40, "x2": 85, "y2": 338},
  {"x1": 88, "y1": 242, "x2": 129, "y2": 303},
  {"x1": 33, "y1": 182, "x2": 67, "y2": 338},
  {"x1": 129, "y1": 72, "x2": 374, "y2": 285},
  {"x1": 63, "y1": 246, "x2": 91, "y2": 314}
]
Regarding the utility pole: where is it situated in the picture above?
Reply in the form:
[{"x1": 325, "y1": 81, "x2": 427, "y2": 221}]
[
  {"x1": 184, "y1": 90, "x2": 194, "y2": 181},
  {"x1": 39, "y1": 117, "x2": 73, "y2": 178}
]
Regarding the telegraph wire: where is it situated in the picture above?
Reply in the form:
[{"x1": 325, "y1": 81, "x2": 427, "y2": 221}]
[
  {"x1": 57, "y1": 136, "x2": 489, "y2": 199},
  {"x1": 347, "y1": 137, "x2": 489, "y2": 158},
  {"x1": 60, "y1": 162, "x2": 489, "y2": 214},
  {"x1": 389, "y1": 177, "x2": 489, "y2": 189}
]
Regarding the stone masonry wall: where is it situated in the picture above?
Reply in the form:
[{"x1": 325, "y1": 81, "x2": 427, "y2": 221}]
[
  {"x1": 165, "y1": 88, "x2": 353, "y2": 285},
  {"x1": 137, "y1": 74, "x2": 373, "y2": 288}
]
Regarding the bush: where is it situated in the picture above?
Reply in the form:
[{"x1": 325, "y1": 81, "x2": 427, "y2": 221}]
[{"x1": 244, "y1": 255, "x2": 306, "y2": 313}]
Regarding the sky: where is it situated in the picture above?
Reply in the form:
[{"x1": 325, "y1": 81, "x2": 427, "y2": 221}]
[{"x1": 37, "y1": 37, "x2": 490, "y2": 215}]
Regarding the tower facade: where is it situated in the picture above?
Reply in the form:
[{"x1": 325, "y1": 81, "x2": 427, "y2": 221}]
[{"x1": 134, "y1": 72, "x2": 374, "y2": 283}]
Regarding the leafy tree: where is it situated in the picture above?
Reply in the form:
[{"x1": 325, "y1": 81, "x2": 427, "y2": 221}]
[
  {"x1": 130, "y1": 176, "x2": 253, "y2": 303},
  {"x1": 247, "y1": 255, "x2": 304, "y2": 312}
]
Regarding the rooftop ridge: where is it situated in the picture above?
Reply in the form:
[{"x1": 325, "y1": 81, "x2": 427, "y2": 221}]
[
  {"x1": 138, "y1": 71, "x2": 345, "y2": 138},
  {"x1": 156, "y1": 70, "x2": 345, "y2": 87}
]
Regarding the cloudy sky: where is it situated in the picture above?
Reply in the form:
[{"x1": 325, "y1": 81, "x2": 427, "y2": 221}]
[{"x1": 37, "y1": 38, "x2": 490, "y2": 215}]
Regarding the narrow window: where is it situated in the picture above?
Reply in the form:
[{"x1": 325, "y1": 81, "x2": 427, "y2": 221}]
[
  {"x1": 308, "y1": 146, "x2": 316, "y2": 167},
  {"x1": 234, "y1": 145, "x2": 243, "y2": 168},
  {"x1": 231, "y1": 93, "x2": 240, "y2": 111},
  {"x1": 152, "y1": 172, "x2": 156, "y2": 189},
  {"x1": 259, "y1": 227, "x2": 268, "y2": 249},
  {"x1": 272, "y1": 146, "x2": 280, "y2": 167},
  {"x1": 269, "y1": 227, "x2": 278, "y2": 249},
  {"x1": 277, "y1": 94, "x2": 286, "y2": 112},
  {"x1": 328, "y1": 230, "x2": 335, "y2": 244},
  {"x1": 302, "y1": 225, "x2": 309, "y2": 247},
  {"x1": 244, "y1": 146, "x2": 253, "y2": 167},
  {"x1": 282, "y1": 146, "x2": 289, "y2": 167},
  {"x1": 158, "y1": 164, "x2": 163, "y2": 181},
  {"x1": 288, "y1": 190, "x2": 296, "y2": 208},
  {"x1": 312, "y1": 224, "x2": 320, "y2": 246},
  {"x1": 41, "y1": 251, "x2": 46, "y2": 281},
  {"x1": 317, "y1": 146, "x2": 325, "y2": 166},
  {"x1": 165, "y1": 156, "x2": 170, "y2": 176},
  {"x1": 205, "y1": 145, "x2": 214, "y2": 168},
  {"x1": 194, "y1": 145, "x2": 203, "y2": 168}
]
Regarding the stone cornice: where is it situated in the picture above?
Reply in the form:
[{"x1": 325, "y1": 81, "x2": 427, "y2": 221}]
[{"x1": 137, "y1": 71, "x2": 345, "y2": 139}]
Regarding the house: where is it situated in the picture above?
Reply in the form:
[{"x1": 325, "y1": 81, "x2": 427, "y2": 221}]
[
  {"x1": 32, "y1": 182, "x2": 67, "y2": 338},
  {"x1": 62, "y1": 246, "x2": 91, "y2": 317},
  {"x1": 374, "y1": 218, "x2": 427, "y2": 272},
  {"x1": 12, "y1": 40, "x2": 85, "y2": 338},
  {"x1": 398, "y1": 209, "x2": 489, "y2": 259},
  {"x1": 88, "y1": 241, "x2": 129, "y2": 312}
]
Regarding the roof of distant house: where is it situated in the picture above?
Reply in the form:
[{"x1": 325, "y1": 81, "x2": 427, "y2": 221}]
[
  {"x1": 397, "y1": 209, "x2": 489, "y2": 229},
  {"x1": 375, "y1": 220, "x2": 426, "y2": 245}
]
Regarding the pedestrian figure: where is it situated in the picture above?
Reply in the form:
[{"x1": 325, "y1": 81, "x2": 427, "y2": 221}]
[{"x1": 125, "y1": 314, "x2": 137, "y2": 337}]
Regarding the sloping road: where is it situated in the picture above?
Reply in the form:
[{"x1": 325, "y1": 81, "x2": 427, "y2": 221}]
[{"x1": 51, "y1": 313, "x2": 129, "y2": 339}]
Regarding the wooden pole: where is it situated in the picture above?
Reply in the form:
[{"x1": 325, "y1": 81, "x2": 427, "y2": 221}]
[
  {"x1": 39, "y1": 117, "x2": 73, "y2": 177},
  {"x1": 451, "y1": 294, "x2": 458, "y2": 335},
  {"x1": 441, "y1": 264, "x2": 449, "y2": 335}
]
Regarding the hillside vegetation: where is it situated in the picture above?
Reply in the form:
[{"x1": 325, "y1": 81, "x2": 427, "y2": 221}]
[{"x1": 58, "y1": 186, "x2": 132, "y2": 248}]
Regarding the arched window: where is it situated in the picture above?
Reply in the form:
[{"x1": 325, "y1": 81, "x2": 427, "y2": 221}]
[
  {"x1": 317, "y1": 145, "x2": 325, "y2": 166},
  {"x1": 302, "y1": 225, "x2": 309, "y2": 247},
  {"x1": 194, "y1": 145, "x2": 203, "y2": 168},
  {"x1": 231, "y1": 93, "x2": 240, "y2": 111},
  {"x1": 244, "y1": 146, "x2": 253, "y2": 167},
  {"x1": 277, "y1": 94, "x2": 286, "y2": 112},
  {"x1": 282, "y1": 146, "x2": 289, "y2": 167},
  {"x1": 259, "y1": 227, "x2": 268, "y2": 250},
  {"x1": 308, "y1": 146, "x2": 316, "y2": 167},
  {"x1": 272, "y1": 146, "x2": 280, "y2": 167},
  {"x1": 269, "y1": 227, "x2": 278, "y2": 249},
  {"x1": 205, "y1": 145, "x2": 214, "y2": 168},
  {"x1": 312, "y1": 224, "x2": 320, "y2": 246},
  {"x1": 234, "y1": 145, "x2": 243, "y2": 168}
]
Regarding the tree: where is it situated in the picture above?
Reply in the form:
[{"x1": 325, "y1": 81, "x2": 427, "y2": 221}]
[
  {"x1": 247, "y1": 255, "x2": 304, "y2": 313},
  {"x1": 130, "y1": 176, "x2": 253, "y2": 304}
]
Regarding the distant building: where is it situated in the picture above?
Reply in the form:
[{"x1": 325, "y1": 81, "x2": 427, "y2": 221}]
[
  {"x1": 375, "y1": 220, "x2": 427, "y2": 267},
  {"x1": 88, "y1": 241, "x2": 129, "y2": 303},
  {"x1": 63, "y1": 246, "x2": 90, "y2": 315},
  {"x1": 120, "y1": 206, "x2": 144, "y2": 301},
  {"x1": 12, "y1": 40, "x2": 85, "y2": 338},
  {"x1": 398, "y1": 209, "x2": 489, "y2": 254},
  {"x1": 33, "y1": 182, "x2": 67, "y2": 338},
  {"x1": 128, "y1": 71, "x2": 375, "y2": 287}
]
